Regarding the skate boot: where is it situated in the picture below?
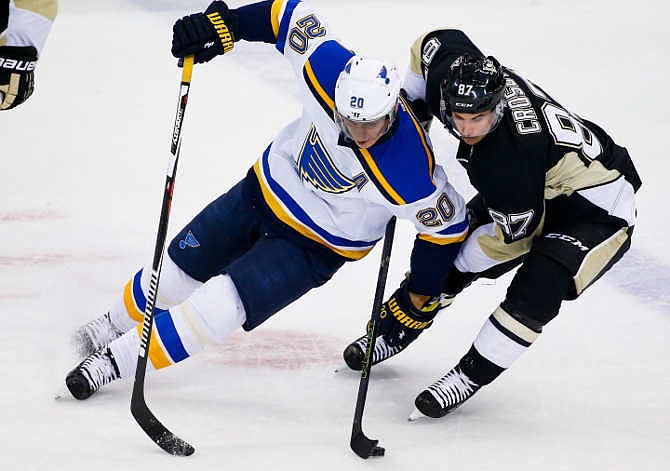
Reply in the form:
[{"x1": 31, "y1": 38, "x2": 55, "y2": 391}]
[
  {"x1": 412, "y1": 366, "x2": 481, "y2": 418},
  {"x1": 343, "y1": 334, "x2": 413, "y2": 371},
  {"x1": 65, "y1": 348, "x2": 121, "y2": 400},
  {"x1": 72, "y1": 312, "x2": 125, "y2": 358}
]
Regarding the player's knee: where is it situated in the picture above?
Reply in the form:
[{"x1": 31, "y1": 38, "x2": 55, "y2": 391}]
[
  {"x1": 141, "y1": 255, "x2": 203, "y2": 309},
  {"x1": 502, "y1": 252, "x2": 573, "y2": 328},
  {"x1": 187, "y1": 274, "x2": 246, "y2": 344}
]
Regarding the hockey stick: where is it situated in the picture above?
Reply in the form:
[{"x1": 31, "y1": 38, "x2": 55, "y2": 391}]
[
  {"x1": 130, "y1": 55, "x2": 196, "y2": 457},
  {"x1": 350, "y1": 216, "x2": 396, "y2": 459}
]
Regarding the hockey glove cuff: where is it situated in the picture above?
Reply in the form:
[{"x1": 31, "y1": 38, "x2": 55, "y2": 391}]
[
  {"x1": 0, "y1": 46, "x2": 37, "y2": 111},
  {"x1": 171, "y1": 1, "x2": 237, "y2": 64},
  {"x1": 371, "y1": 283, "x2": 443, "y2": 348},
  {"x1": 443, "y1": 266, "x2": 476, "y2": 297}
]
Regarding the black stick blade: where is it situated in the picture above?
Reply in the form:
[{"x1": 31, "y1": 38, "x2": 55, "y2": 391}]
[
  {"x1": 351, "y1": 432, "x2": 385, "y2": 458},
  {"x1": 131, "y1": 400, "x2": 195, "y2": 456}
]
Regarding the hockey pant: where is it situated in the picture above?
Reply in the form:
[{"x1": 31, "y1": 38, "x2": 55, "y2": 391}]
[
  {"x1": 459, "y1": 194, "x2": 634, "y2": 386},
  {"x1": 103, "y1": 175, "x2": 345, "y2": 379}
]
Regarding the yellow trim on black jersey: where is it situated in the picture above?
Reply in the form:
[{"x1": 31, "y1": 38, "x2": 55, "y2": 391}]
[{"x1": 15, "y1": 0, "x2": 58, "y2": 21}]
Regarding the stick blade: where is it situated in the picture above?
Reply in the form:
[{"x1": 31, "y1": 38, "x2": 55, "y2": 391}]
[
  {"x1": 351, "y1": 432, "x2": 385, "y2": 458},
  {"x1": 131, "y1": 399, "x2": 195, "y2": 456}
]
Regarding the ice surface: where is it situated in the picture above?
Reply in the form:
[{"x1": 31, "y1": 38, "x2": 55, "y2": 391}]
[{"x1": 1, "y1": 1, "x2": 668, "y2": 469}]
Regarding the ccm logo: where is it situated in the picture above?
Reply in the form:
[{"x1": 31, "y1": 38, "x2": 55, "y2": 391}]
[{"x1": 545, "y1": 233, "x2": 590, "y2": 252}]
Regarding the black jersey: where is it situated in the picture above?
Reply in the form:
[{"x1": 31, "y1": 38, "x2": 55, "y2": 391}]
[{"x1": 403, "y1": 29, "x2": 641, "y2": 274}]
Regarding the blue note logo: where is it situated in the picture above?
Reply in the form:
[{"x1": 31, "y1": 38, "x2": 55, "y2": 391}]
[
  {"x1": 297, "y1": 125, "x2": 356, "y2": 194},
  {"x1": 179, "y1": 230, "x2": 200, "y2": 249}
]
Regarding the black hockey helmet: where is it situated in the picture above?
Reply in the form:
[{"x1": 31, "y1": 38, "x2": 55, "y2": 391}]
[{"x1": 440, "y1": 54, "x2": 505, "y2": 118}]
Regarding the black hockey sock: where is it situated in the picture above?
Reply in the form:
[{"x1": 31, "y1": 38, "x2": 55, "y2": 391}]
[{"x1": 458, "y1": 345, "x2": 505, "y2": 386}]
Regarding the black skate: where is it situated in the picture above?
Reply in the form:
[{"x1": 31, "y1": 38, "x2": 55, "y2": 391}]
[
  {"x1": 412, "y1": 366, "x2": 481, "y2": 418},
  {"x1": 72, "y1": 312, "x2": 125, "y2": 358},
  {"x1": 343, "y1": 334, "x2": 413, "y2": 371},
  {"x1": 65, "y1": 348, "x2": 121, "y2": 400}
]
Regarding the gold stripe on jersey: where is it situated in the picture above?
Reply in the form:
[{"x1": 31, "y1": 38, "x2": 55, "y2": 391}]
[
  {"x1": 357, "y1": 148, "x2": 406, "y2": 205},
  {"x1": 303, "y1": 59, "x2": 335, "y2": 111},
  {"x1": 418, "y1": 231, "x2": 468, "y2": 245},
  {"x1": 400, "y1": 96, "x2": 435, "y2": 183},
  {"x1": 574, "y1": 227, "x2": 629, "y2": 295},
  {"x1": 545, "y1": 151, "x2": 621, "y2": 200},
  {"x1": 15, "y1": 0, "x2": 58, "y2": 21},
  {"x1": 270, "y1": 0, "x2": 283, "y2": 38},
  {"x1": 492, "y1": 306, "x2": 540, "y2": 344},
  {"x1": 253, "y1": 160, "x2": 373, "y2": 260},
  {"x1": 409, "y1": 32, "x2": 431, "y2": 76},
  {"x1": 478, "y1": 211, "x2": 545, "y2": 262},
  {"x1": 123, "y1": 279, "x2": 144, "y2": 323},
  {"x1": 136, "y1": 324, "x2": 172, "y2": 370}
]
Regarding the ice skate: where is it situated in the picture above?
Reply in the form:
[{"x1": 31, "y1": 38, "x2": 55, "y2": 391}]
[
  {"x1": 343, "y1": 333, "x2": 414, "y2": 371},
  {"x1": 72, "y1": 312, "x2": 125, "y2": 358},
  {"x1": 65, "y1": 348, "x2": 121, "y2": 400},
  {"x1": 412, "y1": 366, "x2": 481, "y2": 419}
]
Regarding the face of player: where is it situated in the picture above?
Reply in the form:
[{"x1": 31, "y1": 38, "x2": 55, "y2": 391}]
[
  {"x1": 450, "y1": 109, "x2": 498, "y2": 145},
  {"x1": 342, "y1": 116, "x2": 389, "y2": 149}
]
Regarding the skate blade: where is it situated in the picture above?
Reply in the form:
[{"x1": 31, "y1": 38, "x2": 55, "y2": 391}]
[
  {"x1": 333, "y1": 363, "x2": 359, "y2": 374},
  {"x1": 408, "y1": 407, "x2": 429, "y2": 422},
  {"x1": 54, "y1": 386, "x2": 71, "y2": 401}
]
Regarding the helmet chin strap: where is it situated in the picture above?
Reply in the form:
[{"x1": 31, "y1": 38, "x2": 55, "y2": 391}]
[
  {"x1": 444, "y1": 100, "x2": 505, "y2": 141},
  {"x1": 336, "y1": 102, "x2": 397, "y2": 146}
]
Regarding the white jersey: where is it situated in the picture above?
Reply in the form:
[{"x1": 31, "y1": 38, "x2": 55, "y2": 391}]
[
  {"x1": 253, "y1": 0, "x2": 468, "y2": 260},
  {"x1": 1, "y1": 0, "x2": 58, "y2": 55}
]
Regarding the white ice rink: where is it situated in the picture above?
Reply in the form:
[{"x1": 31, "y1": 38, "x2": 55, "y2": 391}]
[{"x1": 1, "y1": 1, "x2": 668, "y2": 469}]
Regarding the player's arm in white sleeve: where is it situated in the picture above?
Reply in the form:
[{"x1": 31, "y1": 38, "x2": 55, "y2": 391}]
[
  {"x1": 402, "y1": 33, "x2": 429, "y2": 103},
  {"x1": 453, "y1": 213, "x2": 543, "y2": 275},
  {"x1": 1, "y1": 0, "x2": 57, "y2": 110},
  {"x1": 400, "y1": 32, "x2": 434, "y2": 131},
  {"x1": 2, "y1": 0, "x2": 58, "y2": 54}
]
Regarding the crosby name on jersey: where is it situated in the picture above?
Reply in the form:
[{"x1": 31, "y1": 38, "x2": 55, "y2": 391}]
[{"x1": 403, "y1": 29, "x2": 640, "y2": 283}]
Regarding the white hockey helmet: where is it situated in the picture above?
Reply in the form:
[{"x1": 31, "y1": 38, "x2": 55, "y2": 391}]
[{"x1": 334, "y1": 55, "x2": 401, "y2": 141}]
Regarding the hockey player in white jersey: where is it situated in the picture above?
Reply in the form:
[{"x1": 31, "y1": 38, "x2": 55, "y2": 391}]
[
  {"x1": 65, "y1": 0, "x2": 469, "y2": 401},
  {"x1": 1, "y1": 0, "x2": 58, "y2": 110}
]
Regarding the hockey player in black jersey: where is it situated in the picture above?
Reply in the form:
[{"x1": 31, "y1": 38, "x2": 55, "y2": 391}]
[
  {"x1": 344, "y1": 29, "x2": 641, "y2": 419},
  {"x1": 0, "y1": 0, "x2": 58, "y2": 110}
]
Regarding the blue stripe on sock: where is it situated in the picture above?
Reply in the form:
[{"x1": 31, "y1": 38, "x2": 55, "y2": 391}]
[
  {"x1": 132, "y1": 269, "x2": 147, "y2": 311},
  {"x1": 155, "y1": 310, "x2": 190, "y2": 363}
]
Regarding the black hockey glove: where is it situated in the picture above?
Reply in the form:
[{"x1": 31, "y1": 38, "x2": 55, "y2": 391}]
[
  {"x1": 0, "y1": 46, "x2": 37, "y2": 111},
  {"x1": 171, "y1": 1, "x2": 236, "y2": 64},
  {"x1": 371, "y1": 283, "x2": 445, "y2": 348},
  {"x1": 443, "y1": 266, "x2": 476, "y2": 297}
]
